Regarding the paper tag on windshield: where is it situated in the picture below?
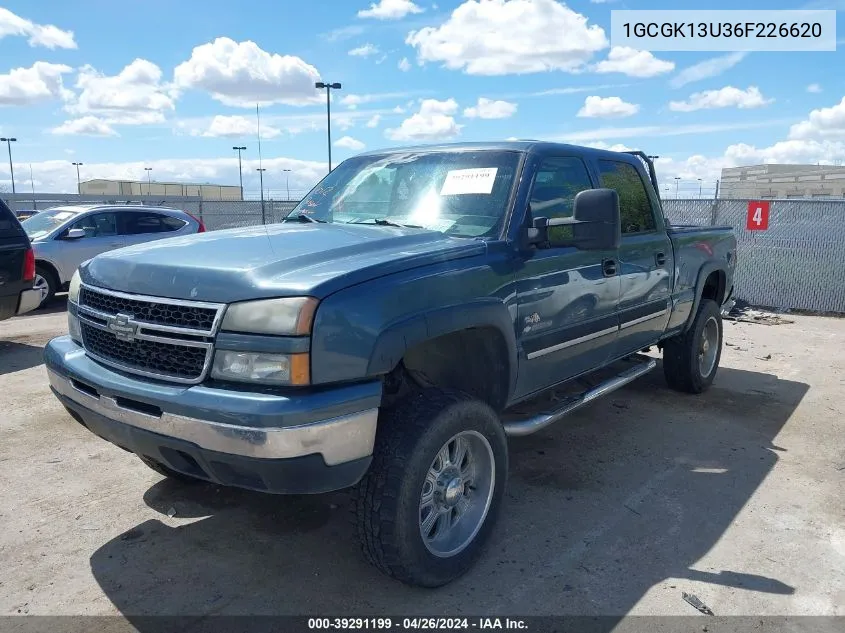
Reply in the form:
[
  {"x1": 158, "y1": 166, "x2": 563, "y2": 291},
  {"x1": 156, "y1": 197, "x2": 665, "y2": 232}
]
[
  {"x1": 440, "y1": 168, "x2": 498, "y2": 196},
  {"x1": 54, "y1": 212, "x2": 73, "y2": 220}
]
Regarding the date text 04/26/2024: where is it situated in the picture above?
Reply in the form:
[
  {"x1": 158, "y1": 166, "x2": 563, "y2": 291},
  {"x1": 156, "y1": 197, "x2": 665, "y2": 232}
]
[{"x1": 307, "y1": 618, "x2": 528, "y2": 630}]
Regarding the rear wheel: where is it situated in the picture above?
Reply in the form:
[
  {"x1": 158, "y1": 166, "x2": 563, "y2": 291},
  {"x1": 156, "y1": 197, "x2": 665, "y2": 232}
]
[
  {"x1": 353, "y1": 388, "x2": 508, "y2": 587},
  {"x1": 663, "y1": 298, "x2": 723, "y2": 394},
  {"x1": 33, "y1": 265, "x2": 57, "y2": 308}
]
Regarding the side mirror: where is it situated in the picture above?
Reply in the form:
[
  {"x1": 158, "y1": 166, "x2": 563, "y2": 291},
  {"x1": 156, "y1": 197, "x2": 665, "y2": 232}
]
[
  {"x1": 65, "y1": 228, "x2": 86, "y2": 240},
  {"x1": 526, "y1": 188, "x2": 620, "y2": 251}
]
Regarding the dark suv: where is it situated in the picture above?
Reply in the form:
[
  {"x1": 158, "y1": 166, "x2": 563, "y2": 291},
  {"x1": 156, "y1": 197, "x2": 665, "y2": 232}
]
[{"x1": 0, "y1": 198, "x2": 38, "y2": 321}]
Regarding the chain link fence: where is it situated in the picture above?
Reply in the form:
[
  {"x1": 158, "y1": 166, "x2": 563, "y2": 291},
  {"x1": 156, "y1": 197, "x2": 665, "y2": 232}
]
[
  {"x1": 4, "y1": 193, "x2": 843, "y2": 313},
  {"x1": 664, "y1": 198, "x2": 845, "y2": 313}
]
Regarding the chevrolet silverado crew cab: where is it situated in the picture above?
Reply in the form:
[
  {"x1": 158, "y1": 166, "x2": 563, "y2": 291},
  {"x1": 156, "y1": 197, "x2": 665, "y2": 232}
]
[{"x1": 45, "y1": 142, "x2": 736, "y2": 587}]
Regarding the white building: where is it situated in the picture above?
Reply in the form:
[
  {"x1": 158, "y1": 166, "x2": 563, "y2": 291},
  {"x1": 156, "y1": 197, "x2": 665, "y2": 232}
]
[
  {"x1": 719, "y1": 164, "x2": 845, "y2": 199},
  {"x1": 79, "y1": 179, "x2": 242, "y2": 200}
]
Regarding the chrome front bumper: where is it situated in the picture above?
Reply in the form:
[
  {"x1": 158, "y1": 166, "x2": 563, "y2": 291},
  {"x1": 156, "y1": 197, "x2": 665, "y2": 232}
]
[{"x1": 48, "y1": 368, "x2": 377, "y2": 466}]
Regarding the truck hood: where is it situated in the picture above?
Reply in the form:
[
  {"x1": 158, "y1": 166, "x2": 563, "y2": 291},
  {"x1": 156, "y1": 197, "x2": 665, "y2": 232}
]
[{"x1": 81, "y1": 223, "x2": 486, "y2": 303}]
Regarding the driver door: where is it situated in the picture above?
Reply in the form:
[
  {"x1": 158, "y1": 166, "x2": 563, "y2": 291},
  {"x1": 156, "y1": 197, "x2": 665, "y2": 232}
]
[{"x1": 514, "y1": 156, "x2": 621, "y2": 398}]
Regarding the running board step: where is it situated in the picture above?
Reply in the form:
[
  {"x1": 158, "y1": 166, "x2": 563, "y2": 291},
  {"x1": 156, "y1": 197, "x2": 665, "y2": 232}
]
[{"x1": 502, "y1": 358, "x2": 657, "y2": 437}]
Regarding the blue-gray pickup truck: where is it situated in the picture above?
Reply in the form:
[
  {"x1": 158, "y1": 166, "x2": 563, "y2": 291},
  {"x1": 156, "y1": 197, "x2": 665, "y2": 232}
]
[{"x1": 45, "y1": 142, "x2": 736, "y2": 587}]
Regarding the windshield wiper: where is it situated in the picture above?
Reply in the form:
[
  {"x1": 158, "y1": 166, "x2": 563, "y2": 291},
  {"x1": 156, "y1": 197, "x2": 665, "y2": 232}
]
[
  {"x1": 347, "y1": 218, "x2": 423, "y2": 229},
  {"x1": 283, "y1": 214, "x2": 324, "y2": 223}
]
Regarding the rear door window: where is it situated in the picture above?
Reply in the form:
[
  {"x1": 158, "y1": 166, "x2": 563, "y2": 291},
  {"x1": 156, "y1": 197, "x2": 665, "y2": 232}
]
[
  {"x1": 121, "y1": 212, "x2": 184, "y2": 235},
  {"x1": 597, "y1": 160, "x2": 657, "y2": 234}
]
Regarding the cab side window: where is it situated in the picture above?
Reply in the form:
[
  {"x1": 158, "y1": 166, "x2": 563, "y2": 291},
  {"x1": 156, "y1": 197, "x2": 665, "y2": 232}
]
[
  {"x1": 529, "y1": 157, "x2": 593, "y2": 244},
  {"x1": 69, "y1": 213, "x2": 118, "y2": 238},
  {"x1": 597, "y1": 160, "x2": 656, "y2": 234}
]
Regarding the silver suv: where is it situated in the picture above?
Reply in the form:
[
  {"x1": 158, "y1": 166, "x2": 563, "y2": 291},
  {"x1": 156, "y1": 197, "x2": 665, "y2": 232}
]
[{"x1": 21, "y1": 205, "x2": 205, "y2": 307}]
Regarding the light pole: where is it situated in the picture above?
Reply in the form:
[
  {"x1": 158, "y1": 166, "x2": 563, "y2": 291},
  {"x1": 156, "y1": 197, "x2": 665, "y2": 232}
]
[
  {"x1": 144, "y1": 167, "x2": 152, "y2": 196},
  {"x1": 256, "y1": 168, "x2": 266, "y2": 224},
  {"x1": 1, "y1": 137, "x2": 17, "y2": 194},
  {"x1": 697, "y1": 178, "x2": 703, "y2": 198},
  {"x1": 674, "y1": 177, "x2": 681, "y2": 198},
  {"x1": 283, "y1": 168, "x2": 291, "y2": 201},
  {"x1": 72, "y1": 162, "x2": 83, "y2": 193},
  {"x1": 315, "y1": 81, "x2": 342, "y2": 172},
  {"x1": 233, "y1": 146, "x2": 246, "y2": 200}
]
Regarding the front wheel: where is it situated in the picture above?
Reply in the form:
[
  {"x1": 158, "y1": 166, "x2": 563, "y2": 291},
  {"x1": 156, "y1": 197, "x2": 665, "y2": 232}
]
[
  {"x1": 353, "y1": 389, "x2": 508, "y2": 587},
  {"x1": 662, "y1": 298, "x2": 723, "y2": 394}
]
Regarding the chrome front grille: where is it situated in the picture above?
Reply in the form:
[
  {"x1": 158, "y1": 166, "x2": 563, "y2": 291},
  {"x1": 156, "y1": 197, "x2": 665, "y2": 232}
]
[{"x1": 76, "y1": 285, "x2": 225, "y2": 384}]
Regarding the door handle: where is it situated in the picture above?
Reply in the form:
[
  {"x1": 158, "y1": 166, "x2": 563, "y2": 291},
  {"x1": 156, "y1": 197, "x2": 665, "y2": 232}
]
[
  {"x1": 655, "y1": 252, "x2": 666, "y2": 266},
  {"x1": 602, "y1": 259, "x2": 617, "y2": 277}
]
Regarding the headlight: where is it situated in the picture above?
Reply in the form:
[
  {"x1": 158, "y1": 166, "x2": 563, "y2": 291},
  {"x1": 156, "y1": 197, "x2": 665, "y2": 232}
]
[
  {"x1": 68, "y1": 270, "x2": 81, "y2": 304},
  {"x1": 220, "y1": 297, "x2": 318, "y2": 336},
  {"x1": 211, "y1": 351, "x2": 310, "y2": 385},
  {"x1": 68, "y1": 312, "x2": 82, "y2": 344}
]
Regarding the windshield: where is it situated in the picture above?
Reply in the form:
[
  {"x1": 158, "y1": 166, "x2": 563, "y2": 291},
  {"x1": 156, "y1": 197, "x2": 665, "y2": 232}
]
[
  {"x1": 21, "y1": 208, "x2": 80, "y2": 240},
  {"x1": 286, "y1": 150, "x2": 523, "y2": 238}
]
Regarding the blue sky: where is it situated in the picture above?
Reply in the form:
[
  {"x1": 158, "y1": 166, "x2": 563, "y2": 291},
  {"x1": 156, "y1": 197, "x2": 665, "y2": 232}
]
[{"x1": 1, "y1": 0, "x2": 844, "y2": 198}]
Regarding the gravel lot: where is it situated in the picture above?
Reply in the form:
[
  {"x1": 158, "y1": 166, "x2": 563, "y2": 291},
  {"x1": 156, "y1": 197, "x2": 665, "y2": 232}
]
[{"x1": 1, "y1": 301, "x2": 843, "y2": 620}]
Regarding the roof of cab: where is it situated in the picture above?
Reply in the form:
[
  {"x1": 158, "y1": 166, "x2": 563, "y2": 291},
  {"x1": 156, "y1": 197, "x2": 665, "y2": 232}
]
[{"x1": 354, "y1": 140, "x2": 641, "y2": 162}]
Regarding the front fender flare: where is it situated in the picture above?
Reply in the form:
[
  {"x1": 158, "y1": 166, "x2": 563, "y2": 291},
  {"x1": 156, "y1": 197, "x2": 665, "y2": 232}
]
[{"x1": 366, "y1": 299, "x2": 518, "y2": 399}]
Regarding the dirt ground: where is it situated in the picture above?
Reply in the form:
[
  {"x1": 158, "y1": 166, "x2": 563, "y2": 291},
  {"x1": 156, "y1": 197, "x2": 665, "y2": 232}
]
[{"x1": 0, "y1": 301, "x2": 843, "y2": 621}]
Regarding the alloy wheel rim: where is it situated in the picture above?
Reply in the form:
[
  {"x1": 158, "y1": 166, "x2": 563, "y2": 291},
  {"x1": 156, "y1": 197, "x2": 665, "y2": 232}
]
[
  {"x1": 419, "y1": 430, "x2": 495, "y2": 558},
  {"x1": 699, "y1": 316, "x2": 719, "y2": 377}
]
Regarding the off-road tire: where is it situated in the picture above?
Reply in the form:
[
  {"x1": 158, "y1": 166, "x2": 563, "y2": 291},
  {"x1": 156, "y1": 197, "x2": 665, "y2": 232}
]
[
  {"x1": 138, "y1": 455, "x2": 202, "y2": 484},
  {"x1": 353, "y1": 388, "x2": 508, "y2": 587},
  {"x1": 663, "y1": 298, "x2": 723, "y2": 394}
]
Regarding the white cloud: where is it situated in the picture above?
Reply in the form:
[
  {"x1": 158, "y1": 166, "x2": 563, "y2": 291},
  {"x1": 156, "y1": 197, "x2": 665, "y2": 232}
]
[
  {"x1": 393, "y1": 105, "x2": 405, "y2": 113},
  {"x1": 577, "y1": 95, "x2": 639, "y2": 118},
  {"x1": 1, "y1": 157, "x2": 329, "y2": 196},
  {"x1": 406, "y1": 0, "x2": 607, "y2": 75},
  {"x1": 0, "y1": 7, "x2": 76, "y2": 49},
  {"x1": 398, "y1": 57, "x2": 411, "y2": 72},
  {"x1": 670, "y1": 52, "x2": 747, "y2": 88},
  {"x1": 200, "y1": 115, "x2": 282, "y2": 138},
  {"x1": 342, "y1": 91, "x2": 413, "y2": 108},
  {"x1": 0, "y1": 61, "x2": 72, "y2": 106},
  {"x1": 806, "y1": 83, "x2": 822, "y2": 94},
  {"x1": 669, "y1": 86, "x2": 772, "y2": 112},
  {"x1": 386, "y1": 98, "x2": 462, "y2": 141},
  {"x1": 349, "y1": 43, "x2": 380, "y2": 57},
  {"x1": 366, "y1": 114, "x2": 381, "y2": 128},
  {"x1": 334, "y1": 136, "x2": 366, "y2": 150},
  {"x1": 594, "y1": 47, "x2": 674, "y2": 78},
  {"x1": 173, "y1": 37, "x2": 322, "y2": 107},
  {"x1": 578, "y1": 140, "x2": 635, "y2": 152},
  {"x1": 51, "y1": 116, "x2": 118, "y2": 137},
  {"x1": 463, "y1": 97, "x2": 517, "y2": 119},
  {"x1": 66, "y1": 59, "x2": 175, "y2": 126},
  {"x1": 358, "y1": 0, "x2": 424, "y2": 20},
  {"x1": 788, "y1": 97, "x2": 845, "y2": 140},
  {"x1": 556, "y1": 118, "x2": 790, "y2": 142}
]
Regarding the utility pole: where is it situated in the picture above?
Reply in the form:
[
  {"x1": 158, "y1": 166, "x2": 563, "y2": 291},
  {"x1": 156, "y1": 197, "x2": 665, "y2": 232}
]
[
  {"x1": 144, "y1": 167, "x2": 152, "y2": 196},
  {"x1": 1, "y1": 137, "x2": 16, "y2": 194},
  {"x1": 283, "y1": 168, "x2": 291, "y2": 201},
  {"x1": 697, "y1": 178, "x2": 702, "y2": 198},
  {"x1": 315, "y1": 81, "x2": 342, "y2": 172},
  {"x1": 233, "y1": 146, "x2": 246, "y2": 200},
  {"x1": 256, "y1": 168, "x2": 266, "y2": 224},
  {"x1": 72, "y1": 162, "x2": 83, "y2": 193},
  {"x1": 674, "y1": 177, "x2": 681, "y2": 198}
]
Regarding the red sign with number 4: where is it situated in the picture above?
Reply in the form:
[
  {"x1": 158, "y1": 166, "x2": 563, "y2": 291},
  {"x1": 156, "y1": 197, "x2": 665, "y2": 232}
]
[{"x1": 746, "y1": 201, "x2": 770, "y2": 231}]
